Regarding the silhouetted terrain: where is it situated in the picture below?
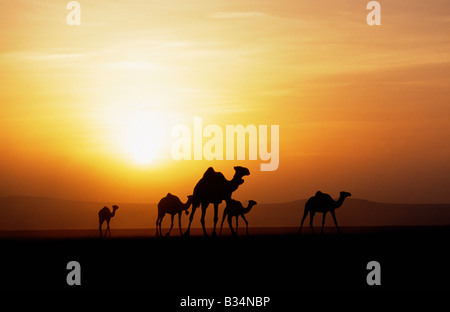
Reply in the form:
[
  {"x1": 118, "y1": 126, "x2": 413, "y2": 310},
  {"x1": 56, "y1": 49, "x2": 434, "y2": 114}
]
[
  {"x1": 1, "y1": 196, "x2": 449, "y2": 293},
  {"x1": 1, "y1": 227, "x2": 450, "y2": 293},
  {"x1": 0, "y1": 196, "x2": 449, "y2": 231}
]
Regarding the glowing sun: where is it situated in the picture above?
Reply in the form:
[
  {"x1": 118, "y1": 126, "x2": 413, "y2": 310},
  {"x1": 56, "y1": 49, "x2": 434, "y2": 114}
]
[{"x1": 126, "y1": 110, "x2": 166, "y2": 164}]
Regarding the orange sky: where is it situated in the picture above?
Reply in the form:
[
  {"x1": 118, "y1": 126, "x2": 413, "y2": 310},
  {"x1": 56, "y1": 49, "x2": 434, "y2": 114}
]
[{"x1": 0, "y1": 0, "x2": 449, "y2": 204}]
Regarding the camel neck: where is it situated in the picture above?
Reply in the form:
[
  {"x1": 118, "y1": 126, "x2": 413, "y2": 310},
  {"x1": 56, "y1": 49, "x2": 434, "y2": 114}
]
[
  {"x1": 184, "y1": 199, "x2": 192, "y2": 208},
  {"x1": 228, "y1": 175, "x2": 243, "y2": 192},
  {"x1": 335, "y1": 195, "x2": 346, "y2": 208},
  {"x1": 231, "y1": 172, "x2": 245, "y2": 184},
  {"x1": 231, "y1": 174, "x2": 240, "y2": 183},
  {"x1": 245, "y1": 204, "x2": 255, "y2": 214}
]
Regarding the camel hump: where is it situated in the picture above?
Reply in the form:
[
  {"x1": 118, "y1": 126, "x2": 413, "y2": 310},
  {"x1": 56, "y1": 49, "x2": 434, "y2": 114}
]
[
  {"x1": 200, "y1": 167, "x2": 226, "y2": 184},
  {"x1": 226, "y1": 198, "x2": 239, "y2": 206},
  {"x1": 162, "y1": 193, "x2": 179, "y2": 202},
  {"x1": 158, "y1": 193, "x2": 182, "y2": 212},
  {"x1": 202, "y1": 167, "x2": 216, "y2": 178},
  {"x1": 98, "y1": 206, "x2": 108, "y2": 215},
  {"x1": 313, "y1": 191, "x2": 333, "y2": 202}
]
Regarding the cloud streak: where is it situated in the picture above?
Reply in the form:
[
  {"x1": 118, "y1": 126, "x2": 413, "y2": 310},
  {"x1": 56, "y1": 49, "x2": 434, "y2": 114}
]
[{"x1": 210, "y1": 11, "x2": 267, "y2": 19}]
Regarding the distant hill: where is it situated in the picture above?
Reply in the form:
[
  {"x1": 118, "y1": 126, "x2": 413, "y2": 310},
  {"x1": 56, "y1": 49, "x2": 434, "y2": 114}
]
[
  {"x1": 255, "y1": 199, "x2": 450, "y2": 227},
  {"x1": 0, "y1": 196, "x2": 449, "y2": 231},
  {"x1": 0, "y1": 196, "x2": 154, "y2": 231}
]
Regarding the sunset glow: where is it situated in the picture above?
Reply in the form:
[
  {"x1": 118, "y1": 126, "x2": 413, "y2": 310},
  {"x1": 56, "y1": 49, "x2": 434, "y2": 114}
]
[{"x1": 0, "y1": 0, "x2": 449, "y2": 205}]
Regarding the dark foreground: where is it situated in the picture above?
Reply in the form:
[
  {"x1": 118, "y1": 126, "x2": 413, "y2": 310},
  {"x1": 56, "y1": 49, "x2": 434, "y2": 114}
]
[{"x1": 1, "y1": 226, "x2": 449, "y2": 298}]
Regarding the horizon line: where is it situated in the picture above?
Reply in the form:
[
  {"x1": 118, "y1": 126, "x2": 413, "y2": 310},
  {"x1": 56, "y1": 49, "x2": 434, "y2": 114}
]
[{"x1": 1, "y1": 195, "x2": 449, "y2": 206}]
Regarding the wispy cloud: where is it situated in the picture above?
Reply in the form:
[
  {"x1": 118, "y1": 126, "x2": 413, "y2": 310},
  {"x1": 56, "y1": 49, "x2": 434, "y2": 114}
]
[
  {"x1": 20, "y1": 53, "x2": 85, "y2": 61},
  {"x1": 0, "y1": 51, "x2": 95, "y2": 63},
  {"x1": 104, "y1": 61, "x2": 165, "y2": 71},
  {"x1": 210, "y1": 11, "x2": 267, "y2": 19}
]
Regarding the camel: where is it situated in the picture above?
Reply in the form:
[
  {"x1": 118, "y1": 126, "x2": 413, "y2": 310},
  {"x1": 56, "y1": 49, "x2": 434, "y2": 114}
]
[
  {"x1": 98, "y1": 205, "x2": 119, "y2": 238},
  {"x1": 156, "y1": 193, "x2": 193, "y2": 237},
  {"x1": 299, "y1": 191, "x2": 351, "y2": 235},
  {"x1": 184, "y1": 166, "x2": 250, "y2": 237},
  {"x1": 220, "y1": 199, "x2": 257, "y2": 236}
]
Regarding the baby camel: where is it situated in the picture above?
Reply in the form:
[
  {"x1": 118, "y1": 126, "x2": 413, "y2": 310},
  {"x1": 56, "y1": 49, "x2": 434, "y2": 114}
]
[
  {"x1": 98, "y1": 205, "x2": 119, "y2": 238},
  {"x1": 220, "y1": 199, "x2": 257, "y2": 236}
]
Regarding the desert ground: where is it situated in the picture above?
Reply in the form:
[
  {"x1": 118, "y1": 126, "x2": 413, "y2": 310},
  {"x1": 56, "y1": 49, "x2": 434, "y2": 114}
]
[{"x1": 1, "y1": 226, "x2": 449, "y2": 296}]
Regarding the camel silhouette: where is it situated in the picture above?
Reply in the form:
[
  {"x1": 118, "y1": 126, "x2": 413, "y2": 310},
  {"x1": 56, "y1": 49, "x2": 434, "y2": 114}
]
[
  {"x1": 98, "y1": 205, "x2": 119, "y2": 238},
  {"x1": 184, "y1": 166, "x2": 250, "y2": 237},
  {"x1": 299, "y1": 191, "x2": 351, "y2": 235},
  {"x1": 156, "y1": 193, "x2": 193, "y2": 237},
  {"x1": 220, "y1": 199, "x2": 257, "y2": 236}
]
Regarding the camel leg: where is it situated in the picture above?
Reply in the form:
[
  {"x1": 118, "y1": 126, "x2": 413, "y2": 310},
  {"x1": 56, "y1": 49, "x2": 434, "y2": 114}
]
[
  {"x1": 99, "y1": 220, "x2": 104, "y2": 238},
  {"x1": 309, "y1": 212, "x2": 315, "y2": 235},
  {"x1": 106, "y1": 220, "x2": 111, "y2": 237},
  {"x1": 299, "y1": 209, "x2": 309, "y2": 235},
  {"x1": 331, "y1": 210, "x2": 341, "y2": 234},
  {"x1": 321, "y1": 212, "x2": 327, "y2": 235},
  {"x1": 156, "y1": 214, "x2": 163, "y2": 236},
  {"x1": 160, "y1": 215, "x2": 165, "y2": 236},
  {"x1": 178, "y1": 212, "x2": 183, "y2": 236},
  {"x1": 166, "y1": 214, "x2": 174, "y2": 236},
  {"x1": 227, "y1": 215, "x2": 236, "y2": 236},
  {"x1": 200, "y1": 202, "x2": 208, "y2": 237},
  {"x1": 156, "y1": 217, "x2": 159, "y2": 236},
  {"x1": 184, "y1": 204, "x2": 198, "y2": 236},
  {"x1": 211, "y1": 203, "x2": 219, "y2": 237},
  {"x1": 220, "y1": 209, "x2": 227, "y2": 235},
  {"x1": 159, "y1": 214, "x2": 166, "y2": 236},
  {"x1": 241, "y1": 215, "x2": 249, "y2": 235},
  {"x1": 235, "y1": 216, "x2": 239, "y2": 236}
]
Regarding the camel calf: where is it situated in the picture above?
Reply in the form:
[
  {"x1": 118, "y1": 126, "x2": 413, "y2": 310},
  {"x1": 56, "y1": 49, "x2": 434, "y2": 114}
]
[{"x1": 220, "y1": 199, "x2": 257, "y2": 236}]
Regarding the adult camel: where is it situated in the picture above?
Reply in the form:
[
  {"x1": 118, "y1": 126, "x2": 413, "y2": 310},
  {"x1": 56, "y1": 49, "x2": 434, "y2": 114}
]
[
  {"x1": 184, "y1": 166, "x2": 250, "y2": 237},
  {"x1": 299, "y1": 191, "x2": 351, "y2": 235}
]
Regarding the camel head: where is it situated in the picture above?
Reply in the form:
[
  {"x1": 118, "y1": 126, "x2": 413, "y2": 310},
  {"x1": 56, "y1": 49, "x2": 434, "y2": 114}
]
[
  {"x1": 233, "y1": 166, "x2": 250, "y2": 185},
  {"x1": 248, "y1": 200, "x2": 257, "y2": 207},
  {"x1": 112, "y1": 205, "x2": 119, "y2": 211},
  {"x1": 340, "y1": 191, "x2": 352, "y2": 199}
]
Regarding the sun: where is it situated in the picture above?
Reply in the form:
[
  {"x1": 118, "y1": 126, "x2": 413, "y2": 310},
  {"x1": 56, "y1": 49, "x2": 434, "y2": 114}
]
[
  {"x1": 131, "y1": 138, "x2": 160, "y2": 164},
  {"x1": 125, "y1": 110, "x2": 167, "y2": 164}
]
